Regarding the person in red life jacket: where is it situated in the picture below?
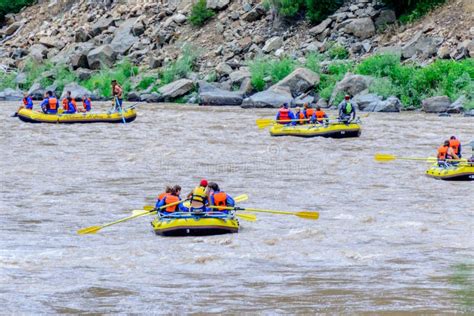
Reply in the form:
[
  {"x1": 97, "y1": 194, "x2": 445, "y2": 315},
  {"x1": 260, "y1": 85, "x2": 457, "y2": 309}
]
[
  {"x1": 438, "y1": 140, "x2": 459, "y2": 166},
  {"x1": 294, "y1": 107, "x2": 306, "y2": 125},
  {"x1": 276, "y1": 103, "x2": 295, "y2": 125},
  {"x1": 111, "y1": 80, "x2": 123, "y2": 112},
  {"x1": 314, "y1": 106, "x2": 329, "y2": 124},
  {"x1": 78, "y1": 94, "x2": 92, "y2": 112},
  {"x1": 63, "y1": 97, "x2": 77, "y2": 114},
  {"x1": 449, "y1": 136, "x2": 462, "y2": 158},
  {"x1": 303, "y1": 103, "x2": 315, "y2": 123},
  {"x1": 40, "y1": 91, "x2": 58, "y2": 114},
  {"x1": 13, "y1": 92, "x2": 34, "y2": 116},
  {"x1": 156, "y1": 186, "x2": 182, "y2": 214},
  {"x1": 208, "y1": 182, "x2": 235, "y2": 214}
]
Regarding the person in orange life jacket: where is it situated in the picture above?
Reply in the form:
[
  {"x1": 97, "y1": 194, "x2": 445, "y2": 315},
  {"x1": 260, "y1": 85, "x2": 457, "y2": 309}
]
[
  {"x1": 13, "y1": 92, "x2": 34, "y2": 117},
  {"x1": 438, "y1": 140, "x2": 459, "y2": 166},
  {"x1": 78, "y1": 94, "x2": 92, "y2": 112},
  {"x1": 185, "y1": 179, "x2": 209, "y2": 213},
  {"x1": 303, "y1": 103, "x2": 315, "y2": 123},
  {"x1": 449, "y1": 136, "x2": 462, "y2": 158},
  {"x1": 276, "y1": 103, "x2": 295, "y2": 125},
  {"x1": 294, "y1": 107, "x2": 306, "y2": 125},
  {"x1": 314, "y1": 106, "x2": 328, "y2": 124},
  {"x1": 40, "y1": 91, "x2": 58, "y2": 114},
  {"x1": 63, "y1": 97, "x2": 77, "y2": 114},
  {"x1": 156, "y1": 186, "x2": 172, "y2": 205},
  {"x1": 111, "y1": 80, "x2": 123, "y2": 111},
  {"x1": 62, "y1": 91, "x2": 71, "y2": 110},
  {"x1": 156, "y1": 186, "x2": 182, "y2": 214},
  {"x1": 208, "y1": 182, "x2": 235, "y2": 213}
]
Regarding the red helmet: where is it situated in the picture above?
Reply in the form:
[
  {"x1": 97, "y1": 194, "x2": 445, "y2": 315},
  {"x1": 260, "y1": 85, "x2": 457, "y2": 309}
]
[{"x1": 200, "y1": 179, "x2": 208, "y2": 187}]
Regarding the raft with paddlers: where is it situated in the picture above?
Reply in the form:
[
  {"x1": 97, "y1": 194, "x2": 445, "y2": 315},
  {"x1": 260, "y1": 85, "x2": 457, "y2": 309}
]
[
  {"x1": 374, "y1": 153, "x2": 474, "y2": 181},
  {"x1": 269, "y1": 121, "x2": 361, "y2": 138},
  {"x1": 17, "y1": 107, "x2": 137, "y2": 124}
]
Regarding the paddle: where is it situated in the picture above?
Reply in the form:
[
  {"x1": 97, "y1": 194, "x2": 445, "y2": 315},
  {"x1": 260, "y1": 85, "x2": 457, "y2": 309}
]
[
  {"x1": 374, "y1": 154, "x2": 467, "y2": 163},
  {"x1": 77, "y1": 200, "x2": 184, "y2": 235},
  {"x1": 209, "y1": 205, "x2": 319, "y2": 220},
  {"x1": 135, "y1": 194, "x2": 250, "y2": 215},
  {"x1": 114, "y1": 97, "x2": 126, "y2": 124}
]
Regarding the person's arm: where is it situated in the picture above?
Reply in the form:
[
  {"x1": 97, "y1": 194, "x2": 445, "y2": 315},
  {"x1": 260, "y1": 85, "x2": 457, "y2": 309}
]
[
  {"x1": 155, "y1": 197, "x2": 166, "y2": 210},
  {"x1": 276, "y1": 112, "x2": 280, "y2": 120},
  {"x1": 227, "y1": 195, "x2": 235, "y2": 207},
  {"x1": 351, "y1": 101, "x2": 357, "y2": 120},
  {"x1": 338, "y1": 102, "x2": 344, "y2": 117}
]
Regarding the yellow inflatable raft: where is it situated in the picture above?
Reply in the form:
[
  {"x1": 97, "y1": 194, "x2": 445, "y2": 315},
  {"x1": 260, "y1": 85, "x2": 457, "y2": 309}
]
[
  {"x1": 17, "y1": 108, "x2": 137, "y2": 124},
  {"x1": 425, "y1": 163, "x2": 474, "y2": 181},
  {"x1": 151, "y1": 213, "x2": 239, "y2": 237},
  {"x1": 269, "y1": 122, "x2": 361, "y2": 138}
]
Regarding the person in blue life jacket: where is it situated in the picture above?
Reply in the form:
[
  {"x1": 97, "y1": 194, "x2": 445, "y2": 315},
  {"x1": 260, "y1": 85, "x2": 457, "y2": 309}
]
[
  {"x1": 155, "y1": 185, "x2": 182, "y2": 214},
  {"x1": 184, "y1": 179, "x2": 209, "y2": 213},
  {"x1": 276, "y1": 103, "x2": 295, "y2": 125},
  {"x1": 40, "y1": 91, "x2": 59, "y2": 114},
  {"x1": 208, "y1": 182, "x2": 235, "y2": 214},
  {"x1": 13, "y1": 92, "x2": 34, "y2": 116},
  {"x1": 78, "y1": 95, "x2": 92, "y2": 112},
  {"x1": 293, "y1": 107, "x2": 306, "y2": 125},
  {"x1": 338, "y1": 94, "x2": 357, "y2": 123}
]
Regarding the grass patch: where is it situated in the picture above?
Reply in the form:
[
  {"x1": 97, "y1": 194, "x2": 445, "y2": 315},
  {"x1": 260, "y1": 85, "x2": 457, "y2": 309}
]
[
  {"x1": 248, "y1": 57, "x2": 297, "y2": 91},
  {"x1": 161, "y1": 45, "x2": 199, "y2": 85},
  {"x1": 0, "y1": 0, "x2": 34, "y2": 21},
  {"x1": 326, "y1": 42, "x2": 349, "y2": 60},
  {"x1": 189, "y1": 0, "x2": 215, "y2": 26},
  {"x1": 380, "y1": 0, "x2": 448, "y2": 24},
  {"x1": 137, "y1": 76, "x2": 156, "y2": 91},
  {"x1": 0, "y1": 71, "x2": 17, "y2": 90}
]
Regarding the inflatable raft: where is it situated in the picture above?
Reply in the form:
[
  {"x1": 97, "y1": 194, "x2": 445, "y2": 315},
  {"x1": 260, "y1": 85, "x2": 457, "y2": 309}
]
[
  {"x1": 151, "y1": 212, "x2": 239, "y2": 237},
  {"x1": 269, "y1": 122, "x2": 361, "y2": 138},
  {"x1": 17, "y1": 108, "x2": 137, "y2": 124},
  {"x1": 425, "y1": 163, "x2": 474, "y2": 181}
]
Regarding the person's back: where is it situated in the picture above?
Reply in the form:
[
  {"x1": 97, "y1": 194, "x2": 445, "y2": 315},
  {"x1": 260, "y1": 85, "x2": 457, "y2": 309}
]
[
  {"x1": 294, "y1": 108, "x2": 305, "y2": 125},
  {"x1": 41, "y1": 91, "x2": 58, "y2": 114},
  {"x1": 315, "y1": 106, "x2": 328, "y2": 124},
  {"x1": 82, "y1": 96, "x2": 92, "y2": 112},
  {"x1": 276, "y1": 104, "x2": 294, "y2": 125},
  {"x1": 338, "y1": 95, "x2": 356, "y2": 123},
  {"x1": 156, "y1": 189, "x2": 180, "y2": 214},
  {"x1": 63, "y1": 98, "x2": 77, "y2": 114},
  {"x1": 23, "y1": 95, "x2": 33, "y2": 110},
  {"x1": 208, "y1": 183, "x2": 235, "y2": 213},
  {"x1": 449, "y1": 136, "x2": 461, "y2": 158},
  {"x1": 187, "y1": 180, "x2": 209, "y2": 212}
]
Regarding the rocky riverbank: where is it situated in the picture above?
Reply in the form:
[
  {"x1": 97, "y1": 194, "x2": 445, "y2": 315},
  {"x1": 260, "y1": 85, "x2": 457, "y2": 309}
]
[{"x1": 0, "y1": 0, "x2": 473, "y2": 114}]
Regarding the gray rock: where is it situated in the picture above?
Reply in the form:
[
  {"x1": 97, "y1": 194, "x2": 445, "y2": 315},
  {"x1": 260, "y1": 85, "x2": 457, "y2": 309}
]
[
  {"x1": 207, "y1": 0, "x2": 230, "y2": 10},
  {"x1": 316, "y1": 98, "x2": 329, "y2": 108},
  {"x1": 371, "y1": 96, "x2": 402, "y2": 112},
  {"x1": 91, "y1": 17, "x2": 115, "y2": 36},
  {"x1": 173, "y1": 13, "x2": 187, "y2": 24},
  {"x1": 309, "y1": 18, "x2": 332, "y2": 35},
  {"x1": 52, "y1": 42, "x2": 95, "y2": 69},
  {"x1": 330, "y1": 73, "x2": 374, "y2": 105},
  {"x1": 402, "y1": 32, "x2": 443, "y2": 59},
  {"x1": 87, "y1": 44, "x2": 116, "y2": 70},
  {"x1": 15, "y1": 72, "x2": 27, "y2": 85},
  {"x1": 29, "y1": 44, "x2": 48, "y2": 62},
  {"x1": 354, "y1": 93, "x2": 382, "y2": 111},
  {"x1": 449, "y1": 95, "x2": 466, "y2": 113},
  {"x1": 110, "y1": 18, "x2": 139, "y2": 55},
  {"x1": 216, "y1": 62, "x2": 233, "y2": 75},
  {"x1": 229, "y1": 68, "x2": 251, "y2": 84},
  {"x1": 140, "y1": 92, "x2": 161, "y2": 103},
  {"x1": 304, "y1": 41, "x2": 323, "y2": 53},
  {"x1": 0, "y1": 88, "x2": 23, "y2": 101},
  {"x1": 262, "y1": 36, "x2": 283, "y2": 53},
  {"x1": 60, "y1": 83, "x2": 92, "y2": 99},
  {"x1": 127, "y1": 91, "x2": 140, "y2": 101},
  {"x1": 375, "y1": 10, "x2": 396, "y2": 28},
  {"x1": 198, "y1": 81, "x2": 243, "y2": 106},
  {"x1": 74, "y1": 27, "x2": 90, "y2": 43},
  {"x1": 241, "y1": 6, "x2": 265, "y2": 22},
  {"x1": 4, "y1": 21, "x2": 23, "y2": 36},
  {"x1": 294, "y1": 95, "x2": 315, "y2": 107},
  {"x1": 422, "y1": 96, "x2": 451, "y2": 113},
  {"x1": 464, "y1": 109, "x2": 474, "y2": 117},
  {"x1": 241, "y1": 87, "x2": 293, "y2": 108},
  {"x1": 75, "y1": 68, "x2": 93, "y2": 81},
  {"x1": 271, "y1": 67, "x2": 320, "y2": 97},
  {"x1": 28, "y1": 83, "x2": 45, "y2": 100},
  {"x1": 343, "y1": 18, "x2": 375, "y2": 39},
  {"x1": 158, "y1": 79, "x2": 194, "y2": 100}
]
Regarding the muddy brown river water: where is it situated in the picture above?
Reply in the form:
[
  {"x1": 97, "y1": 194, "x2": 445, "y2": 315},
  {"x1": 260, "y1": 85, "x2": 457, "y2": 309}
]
[{"x1": 0, "y1": 102, "x2": 473, "y2": 313}]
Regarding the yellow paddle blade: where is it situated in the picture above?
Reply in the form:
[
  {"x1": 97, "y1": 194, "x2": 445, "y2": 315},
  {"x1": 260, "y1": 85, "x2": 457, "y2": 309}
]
[
  {"x1": 236, "y1": 213, "x2": 257, "y2": 222},
  {"x1": 234, "y1": 194, "x2": 248, "y2": 203},
  {"x1": 256, "y1": 118, "x2": 274, "y2": 129},
  {"x1": 295, "y1": 211, "x2": 320, "y2": 220},
  {"x1": 77, "y1": 226, "x2": 101, "y2": 235},
  {"x1": 374, "y1": 153, "x2": 396, "y2": 162}
]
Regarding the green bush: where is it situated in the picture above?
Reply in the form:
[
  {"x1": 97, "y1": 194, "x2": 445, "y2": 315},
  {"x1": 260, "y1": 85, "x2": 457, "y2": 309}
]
[
  {"x1": 137, "y1": 76, "x2": 156, "y2": 91},
  {"x1": 304, "y1": 52, "x2": 323, "y2": 73},
  {"x1": 305, "y1": 0, "x2": 344, "y2": 23},
  {"x1": 327, "y1": 42, "x2": 349, "y2": 60},
  {"x1": 0, "y1": 71, "x2": 16, "y2": 90},
  {"x1": 317, "y1": 60, "x2": 353, "y2": 100},
  {"x1": 161, "y1": 45, "x2": 199, "y2": 84},
  {"x1": 381, "y1": 0, "x2": 447, "y2": 23},
  {"x1": 189, "y1": 0, "x2": 215, "y2": 26},
  {"x1": 248, "y1": 57, "x2": 297, "y2": 91},
  {"x1": 0, "y1": 0, "x2": 34, "y2": 21},
  {"x1": 368, "y1": 77, "x2": 400, "y2": 98}
]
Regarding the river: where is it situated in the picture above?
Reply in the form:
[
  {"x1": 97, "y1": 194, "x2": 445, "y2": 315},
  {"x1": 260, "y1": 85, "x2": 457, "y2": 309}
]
[{"x1": 0, "y1": 102, "x2": 472, "y2": 313}]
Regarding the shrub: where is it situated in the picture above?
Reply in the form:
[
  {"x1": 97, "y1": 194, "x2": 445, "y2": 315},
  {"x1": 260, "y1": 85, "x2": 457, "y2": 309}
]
[
  {"x1": 0, "y1": 71, "x2": 16, "y2": 90},
  {"x1": 137, "y1": 76, "x2": 156, "y2": 91},
  {"x1": 304, "y1": 52, "x2": 323, "y2": 74},
  {"x1": 189, "y1": 0, "x2": 215, "y2": 26},
  {"x1": 368, "y1": 77, "x2": 399, "y2": 99},
  {"x1": 381, "y1": 0, "x2": 448, "y2": 23},
  {"x1": 316, "y1": 61, "x2": 353, "y2": 100},
  {"x1": 161, "y1": 45, "x2": 199, "y2": 84},
  {"x1": 305, "y1": 0, "x2": 344, "y2": 23},
  {"x1": 248, "y1": 57, "x2": 297, "y2": 91},
  {"x1": 0, "y1": 0, "x2": 34, "y2": 21},
  {"x1": 327, "y1": 42, "x2": 349, "y2": 60}
]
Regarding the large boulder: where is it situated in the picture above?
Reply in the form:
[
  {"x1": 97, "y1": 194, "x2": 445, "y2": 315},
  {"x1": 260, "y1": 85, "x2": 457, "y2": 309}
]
[
  {"x1": 90, "y1": 17, "x2": 115, "y2": 37},
  {"x1": 207, "y1": 0, "x2": 230, "y2": 10},
  {"x1": 87, "y1": 45, "x2": 116, "y2": 70},
  {"x1": 60, "y1": 83, "x2": 92, "y2": 100},
  {"x1": 375, "y1": 10, "x2": 396, "y2": 29},
  {"x1": 229, "y1": 68, "x2": 251, "y2": 84},
  {"x1": 28, "y1": 83, "x2": 45, "y2": 100},
  {"x1": 0, "y1": 88, "x2": 23, "y2": 101},
  {"x1": 365, "y1": 96, "x2": 403, "y2": 112},
  {"x1": 271, "y1": 68, "x2": 320, "y2": 97},
  {"x1": 110, "y1": 18, "x2": 139, "y2": 55},
  {"x1": 343, "y1": 18, "x2": 375, "y2": 39},
  {"x1": 354, "y1": 94, "x2": 382, "y2": 111},
  {"x1": 198, "y1": 81, "x2": 243, "y2": 106},
  {"x1": 330, "y1": 73, "x2": 374, "y2": 105},
  {"x1": 447, "y1": 95, "x2": 466, "y2": 113},
  {"x1": 309, "y1": 18, "x2": 332, "y2": 35},
  {"x1": 29, "y1": 44, "x2": 48, "y2": 62},
  {"x1": 262, "y1": 36, "x2": 283, "y2": 53},
  {"x1": 52, "y1": 43, "x2": 95, "y2": 68},
  {"x1": 241, "y1": 86, "x2": 293, "y2": 108},
  {"x1": 158, "y1": 79, "x2": 194, "y2": 100},
  {"x1": 402, "y1": 32, "x2": 443, "y2": 59},
  {"x1": 241, "y1": 6, "x2": 265, "y2": 22},
  {"x1": 422, "y1": 96, "x2": 451, "y2": 113}
]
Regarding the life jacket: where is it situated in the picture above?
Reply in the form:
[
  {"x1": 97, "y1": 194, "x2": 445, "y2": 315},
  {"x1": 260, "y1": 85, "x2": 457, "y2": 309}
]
[
  {"x1": 62, "y1": 98, "x2": 68, "y2": 109},
  {"x1": 296, "y1": 112, "x2": 305, "y2": 124},
  {"x1": 278, "y1": 108, "x2": 290, "y2": 123},
  {"x1": 315, "y1": 110, "x2": 326, "y2": 122},
  {"x1": 48, "y1": 97, "x2": 58, "y2": 110},
  {"x1": 212, "y1": 191, "x2": 228, "y2": 210},
  {"x1": 343, "y1": 102, "x2": 352, "y2": 115},
  {"x1": 438, "y1": 145, "x2": 448, "y2": 160},
  {"x1": 23, "y1": 97, "x2": 29, "y2": 106},
  {"x1": 191, "y1": 186, "x2": 207, "y2": 204},
  {"x1": 83, "y1": 98, "x2": 91, "y2": 111},
  {"x1": 163, "y1": 194, "x2": 179, "y2": 212},
  {"x1": 157, "y1": 192, "x2": 167, "y2": 201},
  {"x1": 449, "y1": 139, "x2": 460, "y2": 155},
  {"x1": 305, "y1": 108, "x2": 315, "y2": 119}
]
